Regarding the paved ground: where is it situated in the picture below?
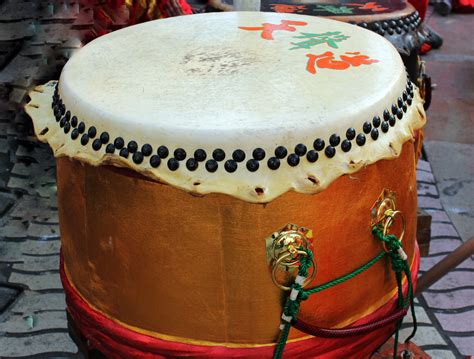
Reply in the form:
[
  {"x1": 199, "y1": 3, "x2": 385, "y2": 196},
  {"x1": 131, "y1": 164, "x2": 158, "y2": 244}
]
[
  {"x1": 0, "y1": 1, "x2": 472, "y2": 358},
  {"x1": 422, "y1": 8, "x2": 474, "y2": 244}
]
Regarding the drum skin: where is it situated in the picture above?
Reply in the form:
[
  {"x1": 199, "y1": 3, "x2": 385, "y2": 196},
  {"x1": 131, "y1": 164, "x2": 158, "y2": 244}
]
[{"x1": 57, "y1": 140, "x2": 417, "y2": 347}]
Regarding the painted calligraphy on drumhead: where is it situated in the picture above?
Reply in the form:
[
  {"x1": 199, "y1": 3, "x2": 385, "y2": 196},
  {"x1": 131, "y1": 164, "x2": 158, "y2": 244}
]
[
  {"x1": 347, "y1": 2, "x2": 388, "y2": 12},
  {"x1": 290, "y1": 32, "x2": 350, "y2": 50},
  {"x1": 269, "y1": 4, "x2": 307, "y2": 13},
  {"x1": 266, "y1": 2, "x2": 393, "y2": 15},
  {"x1": 305, "y1": 51, "x2": 379, "y2": 74},
  {"x1": 314, "y1": 5, "x2": 353, "y2": 14},
  {"x1": 238, "y1": 20, "x2": 379, "y2": 76},
  {"x1": 239, "y1": 20, "x2": 308, "y2": 40}
]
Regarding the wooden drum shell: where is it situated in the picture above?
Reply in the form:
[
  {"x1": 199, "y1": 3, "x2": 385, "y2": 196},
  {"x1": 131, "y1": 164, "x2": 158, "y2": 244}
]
[{"x1": 58, "y1": 141, "x2": 418, "y2": 347}]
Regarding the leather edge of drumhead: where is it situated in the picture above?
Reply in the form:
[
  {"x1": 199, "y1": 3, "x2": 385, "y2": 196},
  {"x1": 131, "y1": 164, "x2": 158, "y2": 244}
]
[{"x1": 26, "y1": 80, "x2": 426, "y2": 203}]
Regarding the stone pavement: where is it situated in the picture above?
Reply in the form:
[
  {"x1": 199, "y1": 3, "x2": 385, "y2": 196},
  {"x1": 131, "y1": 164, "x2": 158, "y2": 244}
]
[{"x1": 0, "y1": 1, "x2": 472, "y2": 357}]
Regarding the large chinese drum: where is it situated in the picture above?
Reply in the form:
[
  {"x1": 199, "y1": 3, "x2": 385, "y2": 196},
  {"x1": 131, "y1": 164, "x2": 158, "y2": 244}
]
[{"x1": 26, "y1": 12, "x2": 426, "y2": 358}]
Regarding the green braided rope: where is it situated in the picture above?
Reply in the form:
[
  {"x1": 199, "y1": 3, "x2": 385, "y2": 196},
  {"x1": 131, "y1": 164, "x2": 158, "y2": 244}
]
[
  {"x1": 273, "y1": 323, "x2": 291, "y2": 359},
  {"x1": 301, "y1": 251, "x2": 386, "y2": 298},
  {"x1": 372, "y1": 225, "x2": 418, "y2": 358},
  {"x1": 272, "y1": 226, "x2": 417, "y2": 359}
]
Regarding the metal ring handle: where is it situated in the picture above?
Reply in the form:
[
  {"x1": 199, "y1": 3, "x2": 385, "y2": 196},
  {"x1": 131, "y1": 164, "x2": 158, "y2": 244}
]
[
  {"x1": 272, "y1": 250, "x2": 316, "y2": 291},
  {"x1": 382, "y1": 210, "x2": 406, "y2": 253}
]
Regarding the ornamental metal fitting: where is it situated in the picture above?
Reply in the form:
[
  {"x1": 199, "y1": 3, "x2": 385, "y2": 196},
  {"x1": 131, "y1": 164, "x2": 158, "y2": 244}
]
[
  {"x1": 267, "y1": 224, "x2": 316, "y2": 291},
  {"x1": 371, "y1": 189, "x2": 407, "y2": 258}
]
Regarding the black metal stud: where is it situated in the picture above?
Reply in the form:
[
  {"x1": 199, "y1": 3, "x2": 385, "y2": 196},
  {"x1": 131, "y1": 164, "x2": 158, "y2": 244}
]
[
  {"x1": 295, "y1": 144, "x2": 307, "y2": 156},
  {"x1": 80, "y1": 134, "x2": 89, "y2": 145},
  {"x1": 329, "y1": 134, "x2": 340, "y2": 147},
  {"x1": 346, "y1": 127, "x2": 356, "y2": 140},
  {"x1": 306, "y1": 150, "x2": 318, "y2": 163},
  {"x1": 128, "y1": 141, "x2": 138, "y2": 153},
  {"x1": 389, "y1": 115, "x2": 396, "y2": 127},
  {"x1": 371, "y1": 128, "x2": 379, "y2": 140},
  {"x1": 391, "y1": 104, "x2": 398, "y2": 115},
  {"x1": 158, "y1": 145, "x2": 169, "y2": 158},
  {"x1": 64, "y1": 122, "x2": 71, "y2": 134},
  {"x1": 341, "y1": 140, "x2": 352, "y2": 152},
  {"x1": 100, "y1": 132, "x2": 109, "y2": 144},
  {"x1": 397, "y1": 108, "x2": 404, "y2": 120},
  {"x1": 381, "y1": 121, "x2": 389, "y2": 133},
  {"x1": 174, "y1": 148, "x2": 186, "y2": 161},
  {"x1": 194, "y1": 149, "x2": 207, "y2": 162},
  {"x1": 325, "y1": 146, "x2": 336, "y2": 158},
  {"x1": 119, "y1": 148, "x2": 129, "y2": 158},
  {"x1": 92, "y1": 139, "x2": 102, "y2": 151},
  {"x1": 267, "y1": 157, "x2": 280, "y2": 170},
  {"x1": 398, "y1": 97, "x2": 404, "y2": 108},
  {"x1": 106, "y1": 144, "x2": 115, "y2": 154},
  {"x1": 186, "y1": 158, "x2": 198, "y2": 171},
  {"x1": 71, "y1": 116, "x2": 78, "y2": 127},
  {"x1": 78, "y1": 122, "x2": 85, "y2": 134},
  {"x1": 65, "y1": 111, "x2": 71, "y2": 121},
  {"x1": 132, "y1": 151, "x2": 143, "y2": 165},
  {"x1": 168, "y1": 158, "x2": 179, "y2": 171},
  {"x1": 213, "y1": 148, "x2": 225, "y2": 161},
  {"x1": 141, "y1": 144, "x2": 152, "y2": 156},
  {"x1": 275, "y1": 146, "x2": 288, "y2": 159},
  {"x1": 114, "y1": 137, "x2": 124, "y2": 149},
  {"x1": 313, "y1": 138, "x2": 325, "y2": 151},
  {"x1": 205, "y1": 159, "x2": 218, "y2": 173},
  {"x1": 247, "y1": 159, "x2": 260, "y2": 172},
  {"x1": 363, "y1": 122, "x2": 372, "y2": 134},
  {"x1": 356, "y1": 134, "x2": 366, "y2": 146},
  {"x1": 71, "y1": 128, "x2": 79, "y2": 140},
  {"x1": 225, "y1": 159, "x2": 237, "y2": 173},
  {"x1": 287, "y1": 154, "x2": 300, "y2": 166},
  {"x1": 232, "y1": 149, "x2": 245, "y2": 162},
  {"x1": 150, "y1": 155, "x2": 161, "y2": 168},
  {"x1": 253, "y1": 148, "x2": 266, "y2": 161},
  {"x1": 372, "y1": 116, "x2": 381, "y2": 129},
  {"x1": 88, "y1": 126, "x2": 97, "y2": 138}
]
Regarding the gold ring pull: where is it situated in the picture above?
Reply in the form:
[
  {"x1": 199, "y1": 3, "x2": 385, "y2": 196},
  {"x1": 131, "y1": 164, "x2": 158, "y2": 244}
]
[
  {"x1": 272, "y1": 250, "x2": 316, "y2": 291},
  {"x1": 381, "y1": 209, "x2": 406, "y2": 253}
]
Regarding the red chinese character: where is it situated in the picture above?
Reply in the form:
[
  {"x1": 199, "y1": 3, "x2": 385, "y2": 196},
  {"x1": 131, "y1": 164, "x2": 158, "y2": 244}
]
[
  {"x1": 305, "y1": 51, "x2": 379, "y2": 74},
  {"x1": 239, "y1": 20, "x2": 308, "y2": 40},
  {"x1": 270, "y1": 4, "x2": 307, "y2": 13},
  {"x1": 347, "y1": 2, "x2": 388, "y2": 12},
  {"x1": 306, "y1": 51, "x2": 349, "y2": 74},
  {"x1": 340, "y1": 51, "x2": 380, "y2": 66}
]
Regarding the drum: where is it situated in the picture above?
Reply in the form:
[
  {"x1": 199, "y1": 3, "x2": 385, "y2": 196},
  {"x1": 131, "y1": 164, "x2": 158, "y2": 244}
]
[
  {"x1": 26, "y1": 12, "x2": 426, "y2": 358},
  {"x1": 206, "y1": 0, "x2": 431, "y2": 108}
]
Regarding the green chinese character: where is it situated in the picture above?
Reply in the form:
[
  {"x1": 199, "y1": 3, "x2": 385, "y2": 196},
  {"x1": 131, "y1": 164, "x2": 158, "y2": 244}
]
[
  {"x1": 315, "y1": 5, "x2": 354, "y2": 14},
  {"x1": 289, "y1": 31, "x2": 350, "y2": 50}
]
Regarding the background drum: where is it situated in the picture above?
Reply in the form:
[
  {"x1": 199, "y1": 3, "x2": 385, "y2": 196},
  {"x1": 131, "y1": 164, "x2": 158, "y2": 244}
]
[{"x1": 206, "y1": 0, "x2": 431, "y2": 108}]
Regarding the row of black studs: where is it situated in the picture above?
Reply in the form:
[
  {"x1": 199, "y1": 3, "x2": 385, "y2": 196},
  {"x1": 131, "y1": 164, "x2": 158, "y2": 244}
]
[
  {"x1": 51, "y1": 81, "x2": 414, "y2": 173},
  {"x1": 356, "y1": 11, "x2": 421, "y2": 37}
]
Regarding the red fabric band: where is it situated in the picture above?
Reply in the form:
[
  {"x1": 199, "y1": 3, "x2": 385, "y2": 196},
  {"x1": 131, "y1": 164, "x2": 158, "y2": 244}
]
[{"x1": 60, "y1": 246, "x2": 419, "y2": 358}]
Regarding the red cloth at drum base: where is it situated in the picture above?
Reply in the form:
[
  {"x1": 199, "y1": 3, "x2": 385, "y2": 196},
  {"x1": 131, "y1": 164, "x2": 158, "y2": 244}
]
[{"x1": 61, "y1": 247, "x2": 420, "y2": 358}]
